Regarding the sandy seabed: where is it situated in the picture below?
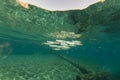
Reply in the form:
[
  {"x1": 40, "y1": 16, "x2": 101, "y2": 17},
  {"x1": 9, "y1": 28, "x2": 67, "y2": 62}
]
[{"x1": 0, "y1": 54, "x2": 79, "y2": 80}]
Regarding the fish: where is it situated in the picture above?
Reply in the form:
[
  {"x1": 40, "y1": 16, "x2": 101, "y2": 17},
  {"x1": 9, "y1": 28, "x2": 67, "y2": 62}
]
[
  {"x1": 66, "y1": 41, "x2": 75, "y2": 46},
  {"x1": 72, "y1": 40, "x2": 83, "y2": 46},
  {"x1": 53, "y1": 48, "x2": 61, "y2": 51},
  {"x1": 17, "y1": 0, "x2": 105, "y2": 11},
  {"x1": 42, "y1": 41, "x2": 55, "y2": 45},
  {"x1": 56, "y1": 39, "x2": 64, "y2": 42},
  {"x1": 49, "y1": 44, "x2": 59, "y2": 48},
  {"x1": 53, "y1": 45, "x2": 70, "y2": 50},
  {"x1": 61, "y1": 46, "x2": 70, "y2": 50},
  {"x1": 60, "y1": 42, "x2": 68, "y2": 46}
]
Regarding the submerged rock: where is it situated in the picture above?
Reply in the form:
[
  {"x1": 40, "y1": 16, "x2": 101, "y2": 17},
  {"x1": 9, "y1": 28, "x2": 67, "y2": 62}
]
[{"x1": 76, "y1": 72, "x2": 111, "y2": 80}]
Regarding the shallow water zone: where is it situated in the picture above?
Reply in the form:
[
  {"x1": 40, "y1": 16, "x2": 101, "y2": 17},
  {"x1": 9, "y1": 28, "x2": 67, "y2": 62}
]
[
  {"x1": 0, "y1": 25, "x2": 119, "y2": 80},
  {"x1": 0, "y1": 54, "x2": 80, "y2": 80},
  {"x1": 0, "y1": 0, "x2": 120, "y2": 80}
]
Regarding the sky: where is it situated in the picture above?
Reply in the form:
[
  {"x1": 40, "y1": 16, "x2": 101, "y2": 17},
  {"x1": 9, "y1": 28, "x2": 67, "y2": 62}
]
[{"x1": 19, "y1": 0, "x2": 102, "y2": 11}]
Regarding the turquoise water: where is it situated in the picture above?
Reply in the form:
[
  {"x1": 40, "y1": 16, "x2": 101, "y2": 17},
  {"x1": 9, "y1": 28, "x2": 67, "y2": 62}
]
[
  {"x1": 0, "y1": 24, "x2": 120, "y2": 80},
  {"x1": 0, "y1": 0, "x2": 120, "y2": 79}
]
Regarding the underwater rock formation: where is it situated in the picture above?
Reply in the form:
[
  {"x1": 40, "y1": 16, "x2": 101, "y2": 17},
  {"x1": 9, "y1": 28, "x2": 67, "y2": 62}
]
[
  {"x1": 55, "y1": 53, "x2": 91, "y2": 74},
  {"x1": 76, "y1": 72, "x2": 111, "y2": 80},
  {"x1": 54, "y1": 53, "x2": 111, "y2": 80}
]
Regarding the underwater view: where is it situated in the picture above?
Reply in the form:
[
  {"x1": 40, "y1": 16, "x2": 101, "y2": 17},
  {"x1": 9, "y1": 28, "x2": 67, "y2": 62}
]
[{"x1": 0, "y1": 0, "x2": 120, "y2": 80}]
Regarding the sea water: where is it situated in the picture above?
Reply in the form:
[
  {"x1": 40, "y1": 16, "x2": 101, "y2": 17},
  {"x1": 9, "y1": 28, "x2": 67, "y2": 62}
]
[
  {"x1": 0, "y1": 24, "x2": 120, "y2": 80},
  {"x1": 0, "y1": 0, "x2": 120, "y2": 80}
]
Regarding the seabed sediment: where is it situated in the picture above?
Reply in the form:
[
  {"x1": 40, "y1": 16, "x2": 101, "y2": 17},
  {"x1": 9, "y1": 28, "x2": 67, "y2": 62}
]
[{"x1": 0, "y1": 54, "x2": 111, "y2": 80}]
